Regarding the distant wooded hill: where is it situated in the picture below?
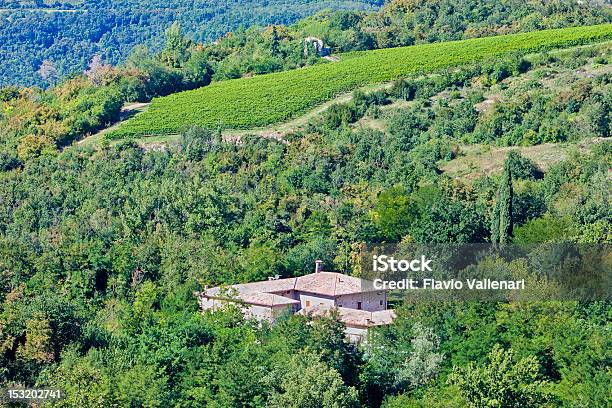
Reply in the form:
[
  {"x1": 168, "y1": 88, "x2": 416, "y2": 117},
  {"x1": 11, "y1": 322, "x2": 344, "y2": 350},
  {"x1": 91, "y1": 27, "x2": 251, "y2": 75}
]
[
  {"x1": 1, "y1": 0, "x2": 610, "y2": 88},
  {"x1": 0, "y1": 0, "x2": 383, "y2": 87}
]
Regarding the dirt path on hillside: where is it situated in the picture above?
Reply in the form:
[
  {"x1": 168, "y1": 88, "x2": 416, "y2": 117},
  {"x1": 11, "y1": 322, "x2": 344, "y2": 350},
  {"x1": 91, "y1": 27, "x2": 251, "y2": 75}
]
[
  {"x1": 221, "y1": 81, "x2": 395, "y2": 141},
  {"x1": 77, "y1": 102, "x2": 150, "y2": 147}
]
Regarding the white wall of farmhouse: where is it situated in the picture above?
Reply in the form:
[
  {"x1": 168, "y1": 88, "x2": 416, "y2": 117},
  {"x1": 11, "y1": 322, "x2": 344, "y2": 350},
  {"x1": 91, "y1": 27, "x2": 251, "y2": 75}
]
[
  {"x1": 243, "y1": 304, "x2": 274, "y2": 321},
  {"x1": 336, "y1": 291, "x2": 386, "y2": 311},
  {"x1": 199, "y1": 296, "x2": 224, "y2": 311},
  {"x1": 242, "y1": 304, "x2": 296, "y2": 322},
  {"x1": 298, "y1": 292, "x2": 336, "y2": 309},
  {"x1": 344, "y1": 325, "x2": 369, "y2": 343},
  {"x1": 198, "y1": 296, "x2": 294, "y2": 322}
]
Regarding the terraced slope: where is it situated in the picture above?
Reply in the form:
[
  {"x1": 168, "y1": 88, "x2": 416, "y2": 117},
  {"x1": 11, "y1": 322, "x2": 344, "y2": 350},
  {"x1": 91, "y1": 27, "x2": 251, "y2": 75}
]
[{"x1": 111, "y1": 24, "x2": 612, "y2": 138}]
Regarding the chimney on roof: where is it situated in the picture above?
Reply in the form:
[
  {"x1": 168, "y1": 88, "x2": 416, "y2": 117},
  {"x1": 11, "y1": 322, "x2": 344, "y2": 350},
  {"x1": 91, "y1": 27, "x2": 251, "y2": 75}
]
[{"x1": 315, "y1": 260, "x2": 323, "y2": 274}]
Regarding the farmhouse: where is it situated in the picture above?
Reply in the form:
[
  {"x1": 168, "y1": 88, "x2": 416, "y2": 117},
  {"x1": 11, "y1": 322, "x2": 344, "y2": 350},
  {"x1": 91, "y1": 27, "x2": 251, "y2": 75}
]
[{"x1": 196, "y1": 260, "x2": 395, "y2": 342}]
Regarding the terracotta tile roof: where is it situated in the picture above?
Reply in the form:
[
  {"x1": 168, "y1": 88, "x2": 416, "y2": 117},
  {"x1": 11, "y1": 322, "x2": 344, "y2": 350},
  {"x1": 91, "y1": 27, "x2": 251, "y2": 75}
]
[
  {"x1": 239, "y1": 292, "x2": 300, "y2": 307},
  {"x1": 294, "y1": 272, "x2": 372, "y2": 296},
  {"x1": 200, "y1": 288, "x2": 299, "y2": 307},
  {"x1": 199, "y1": 271, "x2": 380, "y2": 307},
  {"x1": 205, "y1": 278, "x2": 297, "y2": 296},
  {"x1": 298, "y1": 306, "x2": 396, "y2": 327}
]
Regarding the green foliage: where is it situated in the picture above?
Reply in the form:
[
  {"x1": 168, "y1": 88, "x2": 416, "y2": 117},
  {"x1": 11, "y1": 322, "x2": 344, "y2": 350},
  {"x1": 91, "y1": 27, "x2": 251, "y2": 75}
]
[
  {"x1": 513, "y1": 216, "x2": 575, "y2": 244},
  {"x1": 0, "y1": 18, "x2": 610, "y2": 407},
  {"x1": 322, "y1": 89, "x2": 391, "y2": 129},
  {"x1": 0, "y1": 152, "x2": 22, "y2": 172},
  {"x1": 394, "y1": 323, "x2": 444, "y2": 390},
  {"x1": 409, "y1": 192, "x2": 488, "y2": 244},
  {"x1": 268, "y1": 351, "x2": 360, "y2": 408},
  {"x1": 0, "y1": 25, "x2": 217, "y2": 157},
  {"x1": 115, "y1": 364, "x2": 170, "y2": 408},
  {"x1": 370, "y1": 183, "x2": 489, "y2": 243},
  {"x1": 0, "y1": 0, "x2": 383, "y2": 88},
  {"x1": 111, "y1": 24, "x2": 612, "y2": 137},
  {"x1": 448, "y1": 345, "x2": 550, "y2": 408},
  {"x1": 161, "y1": 22, "x2": 193, "y2": 68},
  {"x1": 4, "y1": 0, "x2": 612, "y2": 89},
  {"x1": 370, "y1": 186, "x2": 416, "y2": 242},
  {"x1": 505, "y1": 151, "x2": 542, "y2": 180},
  {"x1": 491, "y1": 156, "x2": 513, "y2": 245},
  {"x1": 16, "y1": 312, "x2": 55, "y2": 364},
  {"x1": 481, "y1": 55, "x2": 531, "y2": 86},
  {"x1": 470, "y1": 70, "x2": 611, "y2": 146},
  {"x1": 41, "y1": 349, "x2": 114, "y2": 408},
  {"x1": 389, "y1": 79, "x2": 416, "y2": 100},
  {"x1": 0, "y1": 118, "x2": 608, "y2": 407},
  {"x1": 382, "y1": 387, "x2": 467, "y2": 408}
]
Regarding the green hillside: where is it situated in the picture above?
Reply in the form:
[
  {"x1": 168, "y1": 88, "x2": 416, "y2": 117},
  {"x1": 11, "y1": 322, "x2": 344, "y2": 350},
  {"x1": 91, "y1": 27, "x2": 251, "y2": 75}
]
[
  {"x1": 1, "y1": 14, "x2": 610, "y2": 406},
  {"x1": 0, "y1": 0, "x2": 383, "y2": 88},
  {"x1": 111, "y1": 24, "x2": 612, "y2": 138}
]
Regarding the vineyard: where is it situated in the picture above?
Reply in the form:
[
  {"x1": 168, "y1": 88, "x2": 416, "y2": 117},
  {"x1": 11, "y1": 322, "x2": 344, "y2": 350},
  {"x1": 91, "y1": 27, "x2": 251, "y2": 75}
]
[{"x1": 110, "y1": 24, "x2": 612, "y2": 138}]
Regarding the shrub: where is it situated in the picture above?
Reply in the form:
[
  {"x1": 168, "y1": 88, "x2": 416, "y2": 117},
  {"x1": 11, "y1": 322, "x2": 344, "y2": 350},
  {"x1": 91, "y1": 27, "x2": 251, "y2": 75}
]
[
  {"x1": 0, "y1": 152, "x2": 22, "y2": 172},
  {"x1": 505, "y1": 151, "x2": 543, "y2": 180}
]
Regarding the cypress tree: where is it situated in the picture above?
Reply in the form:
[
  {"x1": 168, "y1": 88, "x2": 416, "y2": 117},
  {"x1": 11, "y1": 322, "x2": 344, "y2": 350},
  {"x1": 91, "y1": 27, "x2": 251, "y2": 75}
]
[
  {"x1": 270, "y1": 26, "x2": 280, "y2": 57},
  {"x1": 491, "y1": 157, "x2": 513, "y2": 245}
]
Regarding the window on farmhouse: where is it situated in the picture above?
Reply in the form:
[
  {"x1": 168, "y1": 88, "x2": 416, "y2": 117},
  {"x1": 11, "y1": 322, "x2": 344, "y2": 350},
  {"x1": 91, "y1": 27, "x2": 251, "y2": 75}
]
[
  {"x1": 306, "y1": 300, "x2": 310, "y2": 307},
  {"x1": 357, "y1": 302, "x2": 362, "y2": 310}
]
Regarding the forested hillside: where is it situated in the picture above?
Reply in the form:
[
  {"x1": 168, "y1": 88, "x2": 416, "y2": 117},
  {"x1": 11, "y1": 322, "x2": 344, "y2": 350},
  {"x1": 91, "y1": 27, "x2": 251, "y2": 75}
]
[
  {"x1": 0, "y1": 0, "x2": 382, "y2": 88},
  {"x1": 0, "y1": 2, "x2": 610, "y2": 407},
  {"x1": 1, "y1": 0, "x2": 611, "y2": 88},
  {"x1": 1, "y1": 36, "x2": 610, "y2": 405},
  {"x1": 0, "y1": 19, "x2": 609, "y2": 160}
]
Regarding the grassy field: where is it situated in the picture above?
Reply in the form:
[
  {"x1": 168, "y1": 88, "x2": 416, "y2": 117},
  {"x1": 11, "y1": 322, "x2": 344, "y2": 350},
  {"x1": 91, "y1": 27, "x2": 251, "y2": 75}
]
[
  {"x1": 110, "y1": 24, "x2": 612, "y2": 138},
  {"x1": 441, "y1": 138, "x2": 608, "y2": 180}
]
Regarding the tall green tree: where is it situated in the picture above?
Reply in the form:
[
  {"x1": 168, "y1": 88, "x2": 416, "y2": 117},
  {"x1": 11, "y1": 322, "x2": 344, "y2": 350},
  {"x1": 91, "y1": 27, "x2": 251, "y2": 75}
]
[
  {"x1": 268, "y1": 351, "x2": 360, "y2": 408},
  {"x1": 448, "y1": 345, "x2": 549, "y2": 408},
  {"x1": 491, "y1": 155, "x2": 514, "y2": 245},
  {"x1": 161, "y1": 22, "x2": 192, "y2": 68},
  {"x1": 270, "y1": 26, "x2": 280, "y2": 57}
]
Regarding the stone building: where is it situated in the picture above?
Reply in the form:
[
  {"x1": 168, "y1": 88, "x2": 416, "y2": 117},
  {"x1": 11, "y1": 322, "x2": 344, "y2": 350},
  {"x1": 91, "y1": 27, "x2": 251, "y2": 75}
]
[{"x1": 196, "y1": 260, "x2": 395, "y2": 342}]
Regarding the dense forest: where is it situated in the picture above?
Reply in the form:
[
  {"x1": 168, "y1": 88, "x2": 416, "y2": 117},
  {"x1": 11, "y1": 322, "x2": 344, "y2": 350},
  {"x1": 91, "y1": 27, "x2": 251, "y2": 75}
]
[{"x1": 0, "y1": 1, "x2": 611, "y2": 407}]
